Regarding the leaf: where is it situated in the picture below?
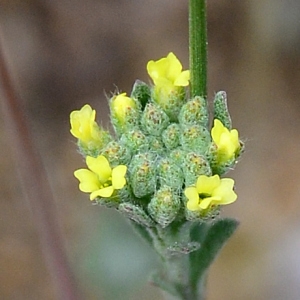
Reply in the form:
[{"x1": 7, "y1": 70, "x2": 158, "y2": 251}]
[{"x1": 189, "y1": 218, "x2": 239, "y2": 289}]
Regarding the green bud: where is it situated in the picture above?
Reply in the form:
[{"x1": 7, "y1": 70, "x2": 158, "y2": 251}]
[
  {"x1": 110, "y1": 93, "x2": 141, "y2": 136},
  {"x1": 178, "y1": 96, "x2": 208, "y2": 127},
  {"x1": 141, "y1": 103, "x2": 170, "y2": 136},
  {"x1": 118, "y1": 202, "x2": 155, "y2": 227},
  {"x1": 158, "y1": 157, "x2": 184, "y2": 191},
  {"x1": 183, "y1": 152, "x2": 212, "y2": 186},
  {"x1": 213, "y1": 91, "x2": 232, "y2": 130},
  {"x1": 162, "y1": 123, "x2": 181, "y2": 150},
  {"x1": 131, "y1": 80, "x2": 151, "y2": 109},
  {"x1": 180, "y1": 125, "x2": 211, "y2": 154},
  {"x1": 148, "y1": 136, "x2": 165, "y2": 155},
  {"x1": 101, "y1": 141, "x2": 131, "y2": 167},
  {"x1": 148, "y1": 186, "x2": 180, "y2": 228},
  {"x1": 153, "y1": 87, "x2": 186, "y2": 122},
  {"x1": 120, "y1": 129, "x2": 149, "y2": 154},
  {"x1": 170, "y1": 148, "x2": 186, "y2": 167},
  {"x1": 129, "y1": 152, "x2": 157, "y2": 198}
]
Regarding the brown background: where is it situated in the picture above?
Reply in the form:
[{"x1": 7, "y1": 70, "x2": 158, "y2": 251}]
[{"x1": 1, "y1": 0, "x2": 300, "y2": 299}]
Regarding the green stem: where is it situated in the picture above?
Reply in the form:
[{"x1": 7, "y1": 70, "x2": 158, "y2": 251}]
[{"x1": 189, "y1": 0, "x2": 207, "y2": 98}]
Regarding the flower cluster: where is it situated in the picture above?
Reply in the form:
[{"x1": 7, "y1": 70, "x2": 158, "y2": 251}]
[{"x1": 70, "y1": 52, "x2": 243, "y2": 227}]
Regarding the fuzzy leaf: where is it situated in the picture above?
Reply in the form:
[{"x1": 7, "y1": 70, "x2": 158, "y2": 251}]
[{"x1": 189, "y1": 218, "x2": 239, "y2": 289}]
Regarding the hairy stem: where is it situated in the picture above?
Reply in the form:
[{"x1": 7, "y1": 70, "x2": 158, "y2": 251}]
[{"x1": 189, "y1": 0, "x2": 207, "y2": 98}]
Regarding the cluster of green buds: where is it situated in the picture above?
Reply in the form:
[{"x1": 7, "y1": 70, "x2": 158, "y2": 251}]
[
  {"x1": 70, "y1": 53, "x2": 243, "y2": 227},
  {"x1": 70, "y1": 52, "x2": 243, "y2": 228}
]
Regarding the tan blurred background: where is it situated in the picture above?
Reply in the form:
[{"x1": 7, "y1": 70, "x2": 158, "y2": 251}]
[{"x1": 1, "y1": 0, "x2": 300, "y2": 299}]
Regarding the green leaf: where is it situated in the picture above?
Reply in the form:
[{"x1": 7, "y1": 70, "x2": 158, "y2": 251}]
[{"x1": 189, "y1": 218, "x2": 239, "y2": 290}]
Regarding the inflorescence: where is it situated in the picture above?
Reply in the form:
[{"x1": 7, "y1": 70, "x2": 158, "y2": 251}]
[{"x1": 70, "y1": 52, "x2": 243, "y2": 227}]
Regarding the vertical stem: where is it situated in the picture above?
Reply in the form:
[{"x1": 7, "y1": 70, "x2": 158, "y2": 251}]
[
  {"x1": 0, "y1": 34, "x2": 80, "y2": 299},
  {"x1": 189, "y1": 0, "x2": 207, "y2": 98}
]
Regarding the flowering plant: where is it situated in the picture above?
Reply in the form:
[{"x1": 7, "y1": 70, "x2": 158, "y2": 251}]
[{"x1": 70, "y1": 51, "x2": 243, "y2": 299}]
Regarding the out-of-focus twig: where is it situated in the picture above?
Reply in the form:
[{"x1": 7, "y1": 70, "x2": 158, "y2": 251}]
[{"x1": 0, "y1": 34, "x2": 80, "y2": 300}]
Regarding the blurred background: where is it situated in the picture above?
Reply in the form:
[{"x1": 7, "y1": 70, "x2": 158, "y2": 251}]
[{"x1": 1, "y1": 0, "x2": 300, "y2": 299}]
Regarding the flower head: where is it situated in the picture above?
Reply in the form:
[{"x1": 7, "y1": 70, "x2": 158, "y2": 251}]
[
  {"x1": 211, "y1": 119, "x2": 240, "y2": 163},
  {"x1": 184, "y1": 174, "x2": 237, "y2": 211},
  {"x1": 70, "y1": 104, "x2": 109, "y2": 149},
  {"x1": 74, "y1": 155, "x2": 127, "y2": 200},
  {"x1": 146, "y1": 53, "x2": 190, "y2": 121},
  {"x1": 147, "y1": 52, "x2": 190, "y2": 89},
  {"x1": 110, "y1": 93, "x2": 137, "y2": 125}
]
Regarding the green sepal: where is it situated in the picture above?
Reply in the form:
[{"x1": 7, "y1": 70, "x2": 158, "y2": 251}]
[
  {"x1": 131, "y1": 80, "x2": 151, "y2": 109},
  {"x1": 213, "y1": 91, "x2": 232, "y2": 130}
]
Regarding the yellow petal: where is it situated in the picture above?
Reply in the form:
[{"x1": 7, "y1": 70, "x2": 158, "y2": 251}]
[
  {"x1": 196, "y1": 175, "x2": 220, "y2": 195},
  {"x1": 86, "y1": 156, "x2": 111, "y2": 182},
  {"x1": 211, "y1": 119, "x2": 227, "y2": 144},
  {"x1": 165, "y1": 52, "x2": 183, "y2": 82},
  {"x1": 213, "y1": 178, "x2": 237, "y2": 205},
  {"x1": 185, "y1": 187, "x2": 200, "y2": 211},
  {"x1": 199, "y1": 196, "x2": 221, "y2": 210},
  {"x1": 174, "y1": 70, "x2": 190, "y2": 86},
  {"x1": 112, "y1": 165, "x2": 127, "y2": 189},
  {"x1": 74, "y1": 169, "x2": 100, "y2": 192},
  {"x1": 90, "y1": 186, "x2": 114, "y2": 200}
]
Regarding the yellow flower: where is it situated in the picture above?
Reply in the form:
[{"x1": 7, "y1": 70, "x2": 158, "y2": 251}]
[
  {"x1": 74, "y1": 155, "x2": 127, "y2": 200},
  {"x1": 70, "y1": 104, "x2": 102, "y2": 148},
  {"x1": 110, "y1": 93, "x2": 137, "y2": 125},
  {"x1": 211, "y1": 119, "x2": 240, "y2": 163},
  {"x1": 184, "y1": 175, "x2": 237, "y2": 211},
  {"x1": 147, "y1": 52, "x2": 190, "y2": 90}
]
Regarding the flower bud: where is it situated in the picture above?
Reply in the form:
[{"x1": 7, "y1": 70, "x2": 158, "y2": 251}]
[
  {"x1": 183, "y1": 152, "x2": 211, "y2": 186},
  {"x1": 180, "y1": 124, "x2": 211, "y2": 154},
  {"x1": 148, "y1": 186, "x2": 180, "y2": 228},
  {"x1": 129, "y1": 153, "x2": 157, "y2": 198},
  {"x1": 141, "y1": 103, "x2": 170, "y2": 136},
  {"x1": 162, "y1": 123, "x2": 181, "y2": 150},
  {"x1": 110, "y1": 93, "x2": 140, "y2": 136},
  {"x1": 178, "y1": 96, "x2": 208, "y2": 127},
  {"x1": 148, "y1": 136, "x2": 165, "y2": 155},
  {"x1": 70, "y1": 104, "x2": 111, "y2": 156},
  {"x1": 170, "y1": 148, "x2": 186, "y2": 167},
  {"x1": 101, "y1": 141, "x2": 131, "y2": 167},
  {"x1": 120, "y1": 129, "x2": 149, "y2": 154},
  {"x1": 158, "y1": 157, "x2": 184, "y2": 190}
]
